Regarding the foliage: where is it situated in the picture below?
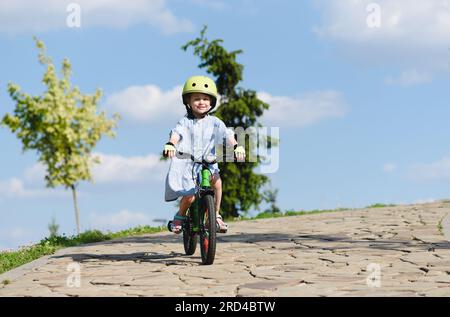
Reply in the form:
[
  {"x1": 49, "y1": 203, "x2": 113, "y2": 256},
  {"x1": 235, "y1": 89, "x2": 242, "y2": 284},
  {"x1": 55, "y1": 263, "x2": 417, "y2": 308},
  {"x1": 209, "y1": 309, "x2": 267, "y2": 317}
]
[
  {"x1": 48, "y1": 217, "x2": 59, "y2": 238},
  {"x1": 1, "y1": 38, "x2": 119, "y2": 234},
  {"x1": 366, "y1": 203, "x2": 397, "y2": 208},
  {"x1": 262, "y1": 188, "x2": 282, "y2": 214}
]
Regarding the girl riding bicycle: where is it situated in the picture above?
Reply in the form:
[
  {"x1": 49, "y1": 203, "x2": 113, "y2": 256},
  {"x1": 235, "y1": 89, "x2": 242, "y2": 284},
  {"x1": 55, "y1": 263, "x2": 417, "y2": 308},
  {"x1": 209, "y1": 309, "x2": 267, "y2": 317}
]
[{"x1": 163, "y1": 76, "x2": 245, "y2": 234}]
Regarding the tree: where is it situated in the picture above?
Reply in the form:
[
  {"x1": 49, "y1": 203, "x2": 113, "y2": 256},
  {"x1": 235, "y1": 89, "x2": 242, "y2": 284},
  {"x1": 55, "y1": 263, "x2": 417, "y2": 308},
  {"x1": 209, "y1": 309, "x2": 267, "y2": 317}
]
[
  {"x1": 182, "y1": 26, "x2": 279, "y2": 218},
  {"x1": 48, "y1": 217, "x2": 60, "y2": 238},
  {"x1": 262, "y1": 188, "x2": 282, "y2": 214},
  {"x1": 1, "y1": 38, "x2": 119, "y2": 235}
]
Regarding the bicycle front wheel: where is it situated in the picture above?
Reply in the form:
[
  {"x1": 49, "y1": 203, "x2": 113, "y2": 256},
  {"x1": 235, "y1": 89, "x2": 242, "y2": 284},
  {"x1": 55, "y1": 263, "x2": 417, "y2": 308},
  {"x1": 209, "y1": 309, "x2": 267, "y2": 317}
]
[{"x1": 199, "y1": 194, "x2": 216, "y2": 265}]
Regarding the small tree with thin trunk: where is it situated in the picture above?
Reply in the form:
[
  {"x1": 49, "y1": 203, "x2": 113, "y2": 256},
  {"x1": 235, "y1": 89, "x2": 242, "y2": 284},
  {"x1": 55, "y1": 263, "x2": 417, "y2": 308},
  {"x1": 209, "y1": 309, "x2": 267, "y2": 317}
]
[
  {"x1": 48, "y1": 217, "x2": 60, "y2": 238},
  {"x1": 1, "y1": 38, "x2": 119, "y2": 235}
]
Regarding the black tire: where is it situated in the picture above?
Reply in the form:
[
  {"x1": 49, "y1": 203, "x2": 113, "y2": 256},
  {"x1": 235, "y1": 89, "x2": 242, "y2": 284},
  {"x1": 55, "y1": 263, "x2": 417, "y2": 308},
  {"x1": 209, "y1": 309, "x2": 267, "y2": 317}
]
[
  {"x1": 183, "y1": 217, "x2": 197, "y2": 255},
  {"x1": 199, "y1": 194, "x2": 216, "y2": 265}
]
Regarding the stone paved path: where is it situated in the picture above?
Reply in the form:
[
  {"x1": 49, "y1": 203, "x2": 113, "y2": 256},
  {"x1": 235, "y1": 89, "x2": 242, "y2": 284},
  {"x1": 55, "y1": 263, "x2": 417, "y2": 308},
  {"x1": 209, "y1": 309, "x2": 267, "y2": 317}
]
[{"x1": 1, "y1": 201, "x2": 450, "y2": 297}]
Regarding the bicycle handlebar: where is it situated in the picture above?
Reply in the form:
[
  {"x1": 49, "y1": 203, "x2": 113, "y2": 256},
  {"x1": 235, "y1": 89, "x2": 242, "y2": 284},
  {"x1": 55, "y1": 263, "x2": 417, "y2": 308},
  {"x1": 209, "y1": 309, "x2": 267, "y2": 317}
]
[
  {"x1": 163, "y1": 150, "x2": 237, "y2": 164},
  {"x1": 177, "y1": 151, "x2": 236, "y2": 165}
]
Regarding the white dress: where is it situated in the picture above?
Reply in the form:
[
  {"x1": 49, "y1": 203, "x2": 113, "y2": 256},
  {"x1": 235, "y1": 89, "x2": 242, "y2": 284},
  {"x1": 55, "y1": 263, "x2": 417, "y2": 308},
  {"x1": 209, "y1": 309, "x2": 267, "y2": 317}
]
[{"x1": 164, "y1": 115, "x2": 234, "y2": 202}]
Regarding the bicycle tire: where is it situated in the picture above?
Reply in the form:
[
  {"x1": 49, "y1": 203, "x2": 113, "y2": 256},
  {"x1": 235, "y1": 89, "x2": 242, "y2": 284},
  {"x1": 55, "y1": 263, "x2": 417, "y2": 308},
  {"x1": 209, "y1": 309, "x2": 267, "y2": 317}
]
[
  {"x1": 199, "y1": 194, "x2": 216, "y2": 265},
  {"x1": 183, "y1": 214, "x2": 197, "y2": 255}
]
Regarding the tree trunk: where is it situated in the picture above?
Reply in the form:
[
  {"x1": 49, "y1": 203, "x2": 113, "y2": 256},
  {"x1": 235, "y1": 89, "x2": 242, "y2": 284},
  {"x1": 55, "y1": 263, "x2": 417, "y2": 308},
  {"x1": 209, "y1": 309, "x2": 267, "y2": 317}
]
[{"x1": 71, "y1": 184, "x2": 80, "y2": 235}]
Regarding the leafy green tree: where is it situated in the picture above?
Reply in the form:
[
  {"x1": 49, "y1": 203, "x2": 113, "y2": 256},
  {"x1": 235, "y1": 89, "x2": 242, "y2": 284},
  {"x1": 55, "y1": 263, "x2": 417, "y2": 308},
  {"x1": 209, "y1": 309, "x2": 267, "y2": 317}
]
[
  {"x1": 262, "y1": 188, "x2": 282, "y2": 214},
  {"x1": 48, "y1": 217, "x2": 60, "y2": 238},
  {"x1": 1, "y1": 38, "x2": 119, "y2": 235},
  {"x1": 182, "y1": 26, "x2": 279, "y2": 218}
]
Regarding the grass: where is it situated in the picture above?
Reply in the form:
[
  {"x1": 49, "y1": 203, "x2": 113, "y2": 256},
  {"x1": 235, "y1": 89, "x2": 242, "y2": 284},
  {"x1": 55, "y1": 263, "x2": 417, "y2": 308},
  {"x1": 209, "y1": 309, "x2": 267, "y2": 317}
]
[
  {"x1": 438, "y1": 213, "x2": 448, "y2": 236},
  {"x1": 365, "y1": 203, "x2": 397, "y2": 208},
  {"x1": 0, "y1": 226, "x2": 165, "y2": 275},
  {"x1": 284, "y1": 208, "x2": 350, "y2": 216},
  {"x1": 438, "y1": 222, "x2": 444, "y2": 235},
  {"x1": 227, "y1": 202, "x2": 399, "y2": 223},
  {"x1": 227, "y1": 207, "x2": 352, "y2": 223}
]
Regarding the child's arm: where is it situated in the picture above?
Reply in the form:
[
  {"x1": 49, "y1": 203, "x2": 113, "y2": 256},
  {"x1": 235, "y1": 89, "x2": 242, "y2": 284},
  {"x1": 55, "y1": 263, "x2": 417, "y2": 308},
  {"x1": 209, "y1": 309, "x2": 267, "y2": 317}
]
[
  {"x1": 217, "y1": 118, "x2": 245, "y2": 161},
  {"x1": 226, "y1": 136, "x2": 245, "y2": 161},
  {"x1": 164, "y1": 117, "x2": 187, "y2": 158},
  {"x1": 169, "y1": 132, "x2": 181, "y2": 146},
  {"x1": 164, "y1": 132, "x2": 180, "y2": 158},
  {"x1": 227, "y1": 136, "x2": 238, "y2": 147}
]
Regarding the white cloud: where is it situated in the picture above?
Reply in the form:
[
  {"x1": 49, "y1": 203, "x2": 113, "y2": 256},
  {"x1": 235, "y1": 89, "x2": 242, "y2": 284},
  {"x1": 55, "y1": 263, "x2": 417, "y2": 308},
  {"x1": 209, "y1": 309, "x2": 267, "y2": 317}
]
[
  {"x1": 0, "y1": 227, "x2": 36, "y2": 251},
  {"x1": 411, "y1": 198, "x2": 437, "y2": 204},
  {"x1": 23, "y1": 163, "x2": 46, "y2": 184},
  {"x1": 395, "y1": 198, "x2": 437, "y2": 206},
  {"x1": 383, "y1": 163, "x2": 397, "y2": 173},
  {"x1": 0, "y1": 177, "x2": 68, "y2": 199},
  {"x1": 88, "y1": 209, "x2": 152, "y2": 230},
  {"x1": 385, "y1": 69, "x2": 432, "y2": 86},
  {"x1": 4, "y1": 152, "x2": 168, "y2": 196},
  {"x1": 0, "y1": 0, "x2": 194, "y2": 35},
  {"x1": 105, "y1": 83, "x2": 227, "y2": 123},
  {"x1": 408, "y1": 157, "x2": 450, "y2": 182},
  {"x1": 105, "y1": 84, "x2": 185, "y2": 123},
  {"x1": 258, "y1": 90, "x2": 347, "y2": 128},
  {"x1": 314, "y1": 0, "x2": 450, "y2": 74},
  {"x1": 315, "y1": 0, "x2": 450, "y2": 46},
  {"x1": 92, "y1": 152, "x2": 168, "y2": 184},
  {"x1": 190, "y1": 0, "x2": 227, "y2": 11},
  {"x1": 0, "y1": 227, "x2": 28, "y2": 240}
]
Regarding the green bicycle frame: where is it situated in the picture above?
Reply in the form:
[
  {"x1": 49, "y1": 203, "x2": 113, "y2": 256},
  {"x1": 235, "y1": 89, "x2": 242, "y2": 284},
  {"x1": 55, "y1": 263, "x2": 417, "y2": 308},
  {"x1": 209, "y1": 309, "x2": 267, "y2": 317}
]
[
  {"x1": 201, "y1": 169, "x2": 212, "y2": 187},
  {"x1": 190, "y1": 167, "x2": 212, "y2": 232}
]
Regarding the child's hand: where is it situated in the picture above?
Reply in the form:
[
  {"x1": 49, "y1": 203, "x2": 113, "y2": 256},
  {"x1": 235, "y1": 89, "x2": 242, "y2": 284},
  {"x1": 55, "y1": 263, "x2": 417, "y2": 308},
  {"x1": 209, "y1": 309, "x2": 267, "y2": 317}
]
[
  {"x1": 163, "y1": 142, "x2": 176, "y2": 158},
  {"x1": 234, "y1": 145, "x2": 245, "y2": 161}
]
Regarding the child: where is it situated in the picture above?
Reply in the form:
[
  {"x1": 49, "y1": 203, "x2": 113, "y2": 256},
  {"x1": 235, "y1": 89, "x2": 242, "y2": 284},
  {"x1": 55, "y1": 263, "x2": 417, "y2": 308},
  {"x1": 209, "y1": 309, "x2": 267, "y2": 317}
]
[{"x1": 163, "y1": 75, "x2": 245, "y2": 234}]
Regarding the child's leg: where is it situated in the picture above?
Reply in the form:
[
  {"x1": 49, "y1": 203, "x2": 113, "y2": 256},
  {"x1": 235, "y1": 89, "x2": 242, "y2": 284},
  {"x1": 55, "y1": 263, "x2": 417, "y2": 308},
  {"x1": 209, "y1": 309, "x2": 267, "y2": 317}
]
[
  {"x1": 211, "y1": 173, "x2": 228, "y2": 233},
  {"x1": 178, "y1": 195, "x2": 195, "y2": 216},
  {"x1": 211, "y1": 173, "x2": 222, "y2": 216},
  {"x1": 171, "y1": 195, "x2": 195, "y2": 234}
]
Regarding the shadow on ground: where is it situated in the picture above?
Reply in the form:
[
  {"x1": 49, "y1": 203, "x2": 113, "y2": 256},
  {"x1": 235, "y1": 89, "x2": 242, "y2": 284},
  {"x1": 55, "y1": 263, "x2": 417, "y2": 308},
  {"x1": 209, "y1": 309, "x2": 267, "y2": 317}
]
[
  {"x1": 52, "y1": 251, "x2": 201, "y2": 266},
  {"x1": 50, "y1": 232, "x2": 450, "y2": 266},
  {"x1": 107, "y1": 232, "x2": 450, "y2": 251}
]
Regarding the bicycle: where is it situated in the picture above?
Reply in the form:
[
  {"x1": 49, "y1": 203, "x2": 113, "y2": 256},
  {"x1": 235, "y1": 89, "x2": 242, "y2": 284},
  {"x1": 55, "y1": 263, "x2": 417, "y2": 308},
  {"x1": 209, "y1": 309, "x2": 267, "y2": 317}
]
[{"x1": 167, "y1": 151, "x2": 228, "y2": 265}]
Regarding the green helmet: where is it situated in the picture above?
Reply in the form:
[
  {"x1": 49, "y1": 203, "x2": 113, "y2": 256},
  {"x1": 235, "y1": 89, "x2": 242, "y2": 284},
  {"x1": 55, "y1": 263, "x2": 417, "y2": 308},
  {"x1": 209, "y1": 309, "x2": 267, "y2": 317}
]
[{"x1": 182, "y1": 76, "x2": 218, "y2": 109}]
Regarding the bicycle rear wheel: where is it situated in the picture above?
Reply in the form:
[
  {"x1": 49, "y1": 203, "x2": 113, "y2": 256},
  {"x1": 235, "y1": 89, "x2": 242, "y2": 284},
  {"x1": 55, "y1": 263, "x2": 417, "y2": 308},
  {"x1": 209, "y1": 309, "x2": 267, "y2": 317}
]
[
  {"x1": 183, "y1": 213, "x2": 197, "y2": 255},
  {"x1": 199, "y1": 194, "x2": 216, "y2": 265}
]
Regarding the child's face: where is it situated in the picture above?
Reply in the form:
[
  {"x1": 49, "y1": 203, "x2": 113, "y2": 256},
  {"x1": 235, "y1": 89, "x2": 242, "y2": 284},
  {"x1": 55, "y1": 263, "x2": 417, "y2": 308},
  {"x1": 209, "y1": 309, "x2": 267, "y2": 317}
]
[{"x1": 189, "y1": 93, "x2": 211, "y2": 117}]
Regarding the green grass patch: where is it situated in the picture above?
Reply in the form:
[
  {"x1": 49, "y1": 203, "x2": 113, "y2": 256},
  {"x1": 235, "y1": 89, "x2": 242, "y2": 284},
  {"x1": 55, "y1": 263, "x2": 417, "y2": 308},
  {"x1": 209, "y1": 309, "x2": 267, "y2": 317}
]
[
  {"x1": 254, "y1": 211, "x2": 285, "y2": 219},
  {"x1": 227, "y1": 207, "x2": 351, "y2": 223},
  {"x1": 0, "y1": 226, "x2": 166, "y2": 275},
  {"x1": 366, "y1": 203, "x2": 397, "y2": 209},
  {"x1": 108, "y1": 225, "x2": 166, "y2": 239},
  {"x1": 285, "y1": 208, "x2": 350, "y2": 217},
  {"x1": 438, "y1": 222, "x2": 443, "y2": 235},
  {"x1": 437, "y1": 213, "x2": 447, "y2": 236}
]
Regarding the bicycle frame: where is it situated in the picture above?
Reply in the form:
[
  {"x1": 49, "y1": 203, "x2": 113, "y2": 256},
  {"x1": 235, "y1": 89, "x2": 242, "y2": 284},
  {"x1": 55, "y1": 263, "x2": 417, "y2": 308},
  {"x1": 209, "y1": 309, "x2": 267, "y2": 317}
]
[{"x1": 189, "y1": 165, "x2": 214, "y2": 234}]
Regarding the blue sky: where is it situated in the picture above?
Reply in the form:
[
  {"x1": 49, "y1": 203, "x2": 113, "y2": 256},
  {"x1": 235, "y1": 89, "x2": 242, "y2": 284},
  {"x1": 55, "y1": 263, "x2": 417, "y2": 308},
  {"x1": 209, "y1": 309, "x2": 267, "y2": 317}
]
[{"x1": 1, "y1": 0, "x2": 450, "y2": 251}]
